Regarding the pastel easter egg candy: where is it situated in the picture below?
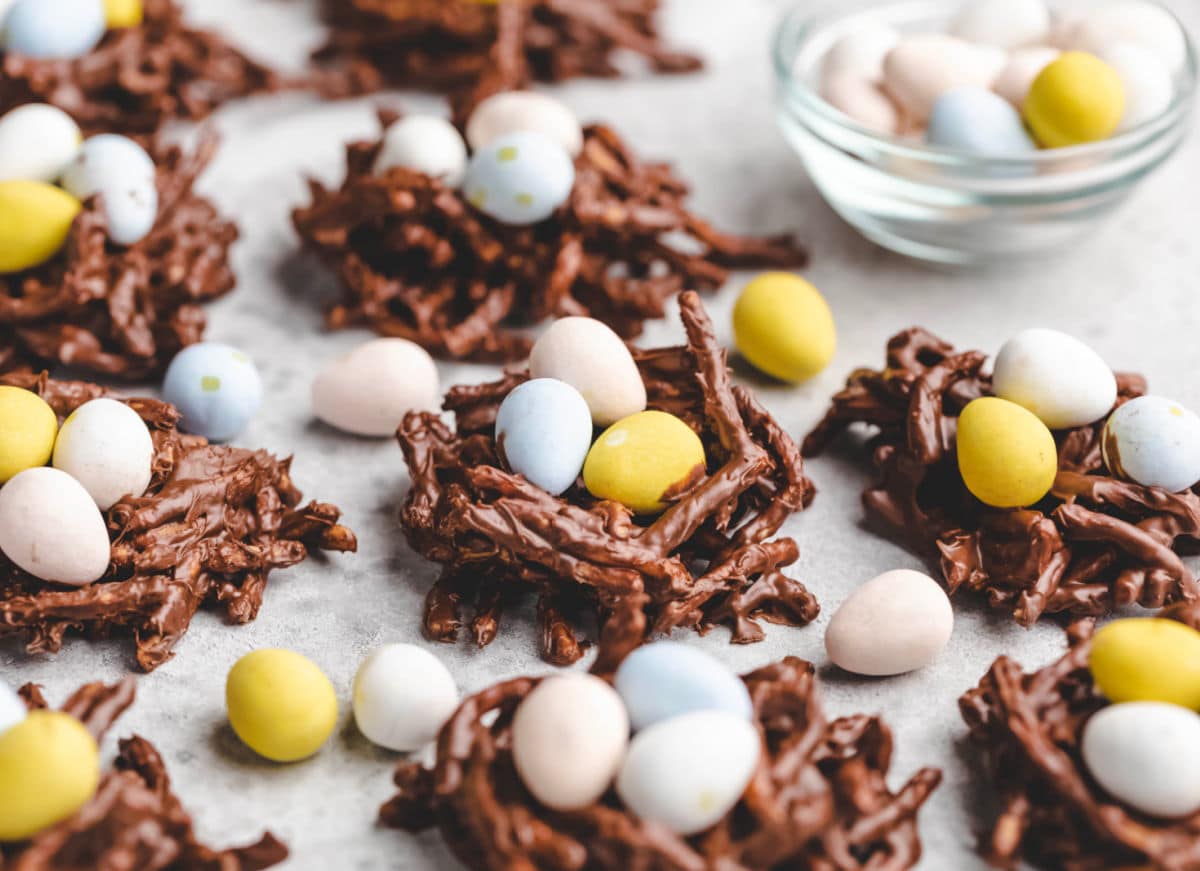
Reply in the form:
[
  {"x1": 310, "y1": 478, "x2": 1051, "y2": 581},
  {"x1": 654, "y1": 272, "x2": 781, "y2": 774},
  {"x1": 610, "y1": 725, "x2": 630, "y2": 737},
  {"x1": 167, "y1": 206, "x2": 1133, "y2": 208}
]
[
  {"x1": 616, "y1": 710, "x2": 760, "y2": 835},
  {"x1": 1090, "y1": 618, "x2": 1200, "y2": 709},
  {"x1": 0, "y1": 385, "x2": 57, "y2": 483},
  {"x1": 1082, "y1": 702, "x2": 1200, "y2": 818},
  {"x1": 956, "y1": 397, "x2": 1057, "y2": 508},
  {"x1": 528, "y1": 317, "x2": 646, "y2": 426},
  {"x1": 511, "y1": 674, "x2": 629, "y2": 811},
  {"x1": 1098, "y1": 43, "x2": 1174, "y2": 132},
  {"x1": 0, "y1": 180, "x2": 81, "y2": 273},
  {"x1": 352, "y1": 644, "x2": 459, "y2": 752},
  {"x1": 883, "y1": 34, "x2": 1007, "y2": 122},
  {"x1": 583, "y1": 410, "x2": 706, "y2": 515},
  {"x1": 952, "y1": 0, "x2": 1050, "y2": 49},
  {"x1": 495, "y1": 378, "x2": 593, "y2": 495},
  {"x1": 992, "y1": 328, "x2": 1117, "y2": 429},
  {"x1": 821, "y1": 24, "x2": 899, "y2": 82},
  {"x1": 466, "y1": 90, "x2": 583, "y2": 157},
  {"x1": 1023, "y1": 52, "x2": 1125, "y2": 147},
  {"x1": 0, "y1": 104, "x2": 82, "y2": 183},
  {"x1": 312, "y1": 338, "x2": 439, "y2": 437},
  {"x1": 1102, "y1": 396, "x2": 1200, "y2": 492},
  {"x1": 615, "y1": 641, "x2": 752, "y2": 731},
  {"x1": 103, "y1": 0, "x2": 142, "y2": 28},
  {"x1": 733, "y1": 272, "x2": 836, "y2": 383},
  {"x1": 926, "y1": 87, "x2": 1036, "y2": 154},
  {"x1": 1068, "y1": 0, "x2": 1186, "y2": 75},
  {"x1": 61, "y1": 134, "x2": 158, "y2": 246},
  {"x1": 374, "y1": 115, "x2": 468, "y2": 187},
  {"x1": 992, "y1": 46, "x2": 1060, "y2": 107},
  {"x1": 52, "y1": 398, "x2": 154, "y2": 510},
  {"x1": 0, "y1": 711, "x2": 99, "y2": 841},
  {"x1": 821, "y1": 74, "x2": 902, "y2": 134},
  {"x1": 463, "y1": 131, "x2": 575, "y2": 226},
  {"x1": 0, "y1": 683, "x2": 24, "y2": 736},
  {"x1": 226, "y1": 649, "x2": 338, "y2": 762},
  {"x1": 0, "y1": 467, "x2": 110, "y2": 586},
  {"x1": 2, "y1": 0, "x2": 105, "y2": 59},
  {"x1": 162, "y1": 343, "x2": 263, "y2": 443}
]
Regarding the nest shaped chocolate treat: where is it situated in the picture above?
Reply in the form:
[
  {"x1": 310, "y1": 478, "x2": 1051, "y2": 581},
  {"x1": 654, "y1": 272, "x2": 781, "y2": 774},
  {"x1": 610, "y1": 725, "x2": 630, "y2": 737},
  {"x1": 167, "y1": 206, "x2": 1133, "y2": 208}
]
[
  {"x1": 398, "y1": 291, "x2": 817, "y2": 666},
  {"x1": 3, "y1": 678, "x2": 287, "y2": 869},
  {"x1": 292, "y1": 116, "x2": 806, "y2": 363},
  {"x1": 0, "y1": 372, "x2": 357, "y2": 671},
  {"x1": 802, "y1": 328, "x2": 1200, "y2": 626}
]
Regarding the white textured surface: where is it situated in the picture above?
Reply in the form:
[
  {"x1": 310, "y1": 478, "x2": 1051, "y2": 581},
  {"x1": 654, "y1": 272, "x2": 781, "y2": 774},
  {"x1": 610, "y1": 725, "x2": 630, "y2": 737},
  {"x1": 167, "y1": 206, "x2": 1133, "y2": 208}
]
[{"x1": 2, "y1": 0, "x2": 1199, "y2": 868}]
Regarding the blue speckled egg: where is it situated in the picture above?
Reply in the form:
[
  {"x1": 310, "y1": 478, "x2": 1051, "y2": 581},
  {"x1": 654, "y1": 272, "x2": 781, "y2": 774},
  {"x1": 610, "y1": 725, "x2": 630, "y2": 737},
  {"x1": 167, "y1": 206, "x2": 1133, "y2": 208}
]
[
  {"x1": 61, "y1": 134, "x2": 157, "y2": 246},
  {"x1": 615, "y1": 641, "x2": 753, "y2": 731},
  {"x1": 463, "y1": 131, "x2": 575, "y2": 226},
  {"x1": 162, "y1": 343, "x2": 263, "y2": 443},
  {"x1": 495, "y1": 378, "x2": 593, "y2": 495},
  {"x1": 926, "y1": 87, "x2": 1036, "y2": 155},
  {"x1": 2, "y1": 0, "x2": 106, "y2": 59}
]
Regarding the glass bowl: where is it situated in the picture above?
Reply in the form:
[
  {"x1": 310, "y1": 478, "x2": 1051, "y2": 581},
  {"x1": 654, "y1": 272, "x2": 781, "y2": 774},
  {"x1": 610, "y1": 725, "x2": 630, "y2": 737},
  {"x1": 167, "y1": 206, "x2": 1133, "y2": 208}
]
[{"x1": 773, "y1": 0, "x2": 1197, "y2": 265}]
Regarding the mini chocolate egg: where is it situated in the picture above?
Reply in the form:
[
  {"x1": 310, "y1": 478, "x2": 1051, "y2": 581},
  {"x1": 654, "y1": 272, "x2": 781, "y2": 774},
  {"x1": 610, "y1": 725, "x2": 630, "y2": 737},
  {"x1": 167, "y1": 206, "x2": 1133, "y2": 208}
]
[
  {"x1": 0, "y1": 385, "x2": 58, "y2": 483},
  {"x1": 2, "y1": 0, "x2": 105, "y2": 59},
  {"x1": 466, "y1": 90, "x2": 584, "y2": 157},
  {"x1": 352, "y1": 644, "x2": 459, "y2": 752},
  {"x1": 511, "y1": 674, "x2": 629, "y2": 811},
  {"x1": 615, "y1": 641, "x2": 752, "y2": 731},
  {"x1": 992, "y1": 328, "x2": 1117, "y2": 429},
  {"x1": 61, "y1": 134, "x2": 158, "y2": 246},
  {"x1": 733, "y1": 272, "x2": 836, "y2": 383},
  {"x1": 583, "y1": 410, "x2": 706, "y2": 515},
  {"x1": 0, "y1": 180, "x2": 82, "y2": 273},
  {"x1": 1090, "y1": 618, "x2": 1200, "y2": 709},
  {"x1": 0, "y1": 467, "x2": 110, "y2": 586},
  {"x1": 0, "y1": 710, "x2": 99, "y2": 841},
  {"x1": 104, "y1": 0, "x2": 142, "y2": 28},
  {"x1": 883, "y1": 34, "x2": 1007, "y2": 122},
  {"x1": 463, "y1": 131, "x2": 575, "y2": 226},
  {"x1": 495, "y1": 378, "x2": 593, "y2": 495},
  {"x1": 616, "y1": 710, "x2": 760, "y2": 836},
  {"x1": 52, "y1": 397, "x2": 154, "y2": 510},
  {"x1": 312, "y1": 338, "x2": 439, "y2": 437},
  {"x1": 821, "y1": 24, "x2": 899, "y2": 82},
  {"x1": 952, "y1": 0, "x2": 1050, "y2": 49},
  {"x1": 226, "y1": 649, "x2": 338, "y2": 762},
  {"x1": 1023, "y1": 52, "x2": 1125, "y2": 147},
  {"x1": 0, "y1": 683, "x2": 25, "y2": 736},
  {"x1": 926, "y1": 87, "x2": 1036, "y2": 154},
  {"x1": 1098, "y1": 42, "x2": 1174, "y2": 131},
  {"x1": 821, "y1": 74, "x2": 902, "y2": 134},
  {"x1": 1102, "y1": 396, "x2": 1200, "y2": 492},
  {"x1": 374, "y1": 115, "x2": 468, "y2": 187},
  {"x1": 992, "y1": 46, "x2": 1060, "y2": 107},
  {"x1": 0, "y1": 104, "x2": 82, "y2": 183},
  {"x1": 529, "y1": 317, "x2": 646, "y2": 426},
  {"x1": 162, "y1": 343, "x2": 263, "y2": 443},
  {"x1": 956, "y1": 397, "x2": 1057, "y2": 508},
  {"x1": 1068, "y1": 0, "x2": 1186, "y2": 75}
]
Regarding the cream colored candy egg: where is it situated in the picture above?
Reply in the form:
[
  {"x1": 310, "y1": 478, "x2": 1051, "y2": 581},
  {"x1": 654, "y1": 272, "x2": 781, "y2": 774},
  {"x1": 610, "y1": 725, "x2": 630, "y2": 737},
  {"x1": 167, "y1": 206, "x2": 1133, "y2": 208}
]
[
  {"x1": 883, "y1": 34, "x2": 1006, "y2": 122},
  {"x1": 0, "y1": 467, "x2": 110, "y2": 586},
  {"x1": 992, "y1": 46, "x2": 1060, "y2": 107},
  {"x1": 0, "y1": 711, "x2": 100, "y2": 841},
  {"x1": 52, "y1": 398, "x2": 154, "y2": 510},
  {"x1": 1098, "y1": 42, "x2": 1174, "y2": 132},
  {"x1": 466, "y1": 90, "x2": 583, "y2": 157},
  {"x1": 992, "y1": 328, "x2": 1117, "y2": 429},
  {"x1": 529, "y1": 317, "x2": 646, "y2": 426},
  {"x1": 821, "y1": 74, "x2": 902, "y2": 134},
  {"x1": 352, "y1": 644, "x2": 459, "y2": 752},
  {"x1": 374, "y1": 115, "x2": 468, "y2": 187},
  {"x1": 0, "y1": 104, "x2": 82, "y2": 183},
  {"x1": 821, "y1": 24, "x2": 899, "y2": 82},
  {"x1": 1067, "y1": 0, "x2": 1187, "y2": 74},
  {"x1": 312, "y1": 338, "x2": 440, "y2": 437},
  {"x1": 952, "y1": 0, "x2": 1050, "y2": 49}
]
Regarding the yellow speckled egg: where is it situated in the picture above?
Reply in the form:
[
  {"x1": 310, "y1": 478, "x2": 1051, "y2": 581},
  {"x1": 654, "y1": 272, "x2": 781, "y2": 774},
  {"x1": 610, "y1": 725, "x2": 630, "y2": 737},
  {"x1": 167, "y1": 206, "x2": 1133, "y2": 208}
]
[
  {"x1": 0, "y1": 180, "x2": 81, "y2": 274},
  {"x1": 583, "y1": 410, "x2": 706, "y2": 514},
  {"x1": 1090, "y1": 618, "x2": 1200, "y2": 709},
  {"x1": 956, "y1": 397, "x2": 1057, "y2": 508},
  {"x1": 0, "y1": 711, "x2": 99, "y2": 841},
  {"x1": 226, "y1": 649, "x2": 338, "y2": 762},
  {"x1": 104, "y1": 0, "x2": 143, "y2": 27},
  {"x1": 733, "y1": 273, "x2": 836, "y2": 383},
  {"x1": 0, "y1": 386, "x2": 58, "y2": 483},
  {"x1": 1023, "y1": 52, "x2": 1125, "y2": 147}
]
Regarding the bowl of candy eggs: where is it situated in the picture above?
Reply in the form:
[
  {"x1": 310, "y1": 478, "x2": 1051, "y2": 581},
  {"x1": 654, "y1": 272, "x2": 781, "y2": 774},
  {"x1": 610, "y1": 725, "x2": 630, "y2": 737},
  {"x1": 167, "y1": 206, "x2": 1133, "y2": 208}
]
[{"x1": 774, "y1": 0, "x2": 1197, "y2": 264}]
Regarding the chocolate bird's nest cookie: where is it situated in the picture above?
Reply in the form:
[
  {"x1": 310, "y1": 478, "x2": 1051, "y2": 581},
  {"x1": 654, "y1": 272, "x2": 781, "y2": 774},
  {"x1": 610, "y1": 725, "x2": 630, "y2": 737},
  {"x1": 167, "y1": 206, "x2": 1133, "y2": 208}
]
[
  {"x1": 802, "y1": 328, "x2": 1200, "y2": 625},
  {"x1": 0, "y1": 372, "x2": 357, "y2": 671},
  {"x1": 292, "y1": 117, "x2": 806, "y2": 362}
]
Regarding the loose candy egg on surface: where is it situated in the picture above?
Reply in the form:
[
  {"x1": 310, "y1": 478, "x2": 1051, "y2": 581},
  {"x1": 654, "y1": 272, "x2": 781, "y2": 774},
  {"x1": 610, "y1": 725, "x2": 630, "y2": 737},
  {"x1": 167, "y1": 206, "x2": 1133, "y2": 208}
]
[
  {"x1": 733, "y1": 272, "x2": 836, "y2": 383},
  {"x1": 0, "y1": 710, "x2": 100, "y2": 841},
  {"x1": 352, "y1": 644, "x2": 459, "y2": 752},
  {"x1": 1090, "y1": 618, "x2": 1200, "y2": 709},
  {"x1": 0, "y1": 104, "x2": 82, "y2": 183},
  {"x1": 61, "y1": 134, "x2": 158, "y2": 246},
  {"x1": 952, "y1": 0, "x2": 1051, "y2": 49},
  {"x1": 583, "y1": 410, "x2": 706, "y2": 515},
  {"x1": 463, "y1": 131, "x2": 575, "y2": 226},
  {"x1": 992, "y1": 328, "x2": 1118, "y2": 429},
  {"x1": 104, "y1": 0, "x2": 142, "y2": 28},
  {"x1": 2, "y1": 0, "x2": 106, "y2": 59},
  {"x1": 226, "y1": 649, "x2": 338, "y2": 763},
  {"x1": 616, "y1": 710, "x2": 760, "y2": 836},
  {"x1": 0, "y1": 385, "x2": 57, "y2": 483},
  {"x1": 1023, "y1": 52, "x2": 1125, "y2": 147},
  {"x1": 374, "y1": 115, "x2": 468, "y2": 187},
  {"x1": 956, "y1": 397, "x2": 1057, "y2": 508},
  {"x1": 1081, "y1": 702, "x2": 1200, "y2": 818},
  {"x1": 0, "y1": 180, "x2": 82, "y2": 273},
  {"x1": 52, "y1": 398, "x2": 153, "y2": 510},
  {"x1": 1102, "y1": 396, "x2": 1200, "y2": 492},
  {"x1": 614, "y1": 641, "x2": 752, "y2": 731},
  {"x1": 312, "y1": 338, "x2": 439, "y2": 437},
  {"x1": 821, "y1": 24, "x2": 900, "y2": 82},
  {"x1": 926, "y1": 87, "x2": 1036, "y2": 154},
  {"x1": 162, "y1": 343, "x2": 263, "y2": 443},
  {"x1": 495, "y1": 378, "x2": 593, "y2": 495},
  {"x1": 511, "y1": 674, "x2": 629, "y2": 811},
  {"x1": 528, "y1": 317, "x2": 646, "y2": 426},
  {"x1": 821, "y1": 74, "x2": 902, "y2": 134},
  {"x1": 992, "y1": 46, "x2": 1060, "y2": 107},
  {"x1": 883, "y1": 34, "x2": 1007, "y2": 122},
  {"x1": 0, "y1": 683, "x2": 25, "y2": 736},
  {"x1": 1098, "y1": 42, "x2": 1174, "y2": 132},
  {"x1": 1067, "y1": 0, "x2": 1187, "y2": 75},
  {"x1": 0, "y1": 467, "x2": 110, "y2": 586},
  {"x1": 466, "y1": 90, "x2": 584, "y2": 157}
]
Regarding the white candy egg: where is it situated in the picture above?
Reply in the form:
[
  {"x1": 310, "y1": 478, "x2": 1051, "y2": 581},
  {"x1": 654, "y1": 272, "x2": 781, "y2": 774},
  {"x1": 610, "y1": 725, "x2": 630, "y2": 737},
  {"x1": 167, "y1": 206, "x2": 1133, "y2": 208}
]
[
  {"x1": 463, "y1": 131, "x2": 575, "y2": 226},
  {"x1": 821, "y1": 74, "x2": 902, "y2": 134},
  {"x1": 352, "y1": 644, "x2": 459, "y2": 752},
  {"x1": 992, "y1": 46, "x2": 1060, "y2": 107},
  {"x1": 52, "y1": 398, "x2": 153, "y2": 510},
  {"x1": 1098, "y1": 43, "x2": 1174, "y2": 131},
  {"x1": 495, "y1": 378, "x2": 593, "y2": 495},
  {"x1": 312, "y1": 338, "x2": 440, "y2": 437},
  {"x1": 1068, "y1": 1, "x2": 1186, "y2": 75},
  {"x1": 466, "y1": 91, "x2": 584, "y2": 157},
  {"x1": 374, "y1": 115, "x2": 468, "y2": 187},
  {"x1": 821, "y1": 24, "x2": 900, "y2": 82},
  {"x1": 883, "y1": 34, "x2": 1007, "y2": 122},
  {"x1": 0, "y1": 104, "x2": 82, "y2": 183},
  {"x1": 952, "y1": 0, "x2": 1050, "y2": 49},
  {"x1": 61, "y1": 134, "x2": 158, "y2": 246},
  {"x1": 0, "y1": 467, "x2": 110, "y2": 586},
  {"x1": 1102, "y1": 396, "x2": 1200, "y2": 493},
  {"x1": 529, "y1": 317, "x2": 646, "y2": 426},
  {"x1": 992, "y1": 328, "x2": 1118, "y2": 429},
  {"x1": 0, "y1": 683, "x2": 25, "y2": 736}
]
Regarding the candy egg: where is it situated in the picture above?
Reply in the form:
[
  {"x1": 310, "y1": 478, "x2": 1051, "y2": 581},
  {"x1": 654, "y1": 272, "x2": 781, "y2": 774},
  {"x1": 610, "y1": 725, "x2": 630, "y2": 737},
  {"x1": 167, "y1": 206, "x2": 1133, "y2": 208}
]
[
  {"x1": 52, "y1": 398, "x2": 154, "y2": 510},
  {"x1": 529, "y1": 317, "x2": 646, "y2": 426},
  {"x1": 616, "y1": 710, "x2": 760, "y2": 836},
  {"x1": 615, "y1": 642, "x2": 752, "y2": 731},
  {"x1": 352, "y1": 644, "x2": 459, "y2": 752},
  {"x1": 0, "y1": 711, "x2": 99, "y2": 841},
  {"x1": 1090, "y1": 618, "x2": 1200, "y2": 709},
  {"x1": 1068, "y1": 0, "x2": 1186, "y2": 75},
  {"x1": 374, "y1": 115, "x2": 468, "y2": 187},
  {"x1": 733, "y1": 272, "x2": 836, "y2": 383},
  {"x1": 822, "y1": 24, "x2": 899, "y2": 83},
  {"x1": 1098, "y1": 43, "x2": 1174, "y2": 132},
  {"x1": 952, "y1": 0, "x2": 1050, "y2": 49},
  {"x1": 1102, "y1": 396, "x2": 1200, "y2": 492},
  {"x1": 162, "y1": 343, "x2": 263, "y2": 443},
  {"x1": 1082, "y1": 702, "x2": 1200, "y2": 818},
  {"x1": 0, "y1": 180, "x2": 82, "y2": 273},
  {"x1": 821, "y1": 74, "x2": 902, "y2": 135},
  {"x1": 2, "y1": 0, "x2": 105, "y2": 59},
  {"x1": 495, "y1": 378, "x2": 593, "y2": 495},
  {"x1": 226, "y1": 649, "x2": 338, "y2": 762},
  {"x1": 0, "y1": 467, "x2": 110, "y2": 586},
  {"x1": 883, "y1": 34, "x2": 1007, "y2": 122},
  {"x1": 463, "y1": 131, "x2": 575, "y2": 226},
  {"x1": 61, "y1": 134, "x2": 158, "y2": 246},
  {"x1": 0, "y1": 385, "x2": 57, "y2": 483},
  {"x1": 1023, "y1": 52, "x2": 1125, "y2": 147},
  {"x1": 992, "y1": 328, "x2": 1118, "y2": 429},
  {"x1": 466, "y1": 90, "x2": 584, "y2": 157},
  {"x1": 992, "y1": 46, "x2": 1060, "y2": 107},
  {"x1": 104, "y1": 0, "x2": 142, "y2": 28},
  {"x1": 511, "y1": 674, "x2": 629, "y2": 811},
  {"x1": 926, "y1": 87, "x2": 1036, "y2": 154},
  {"x1": 583, "y1": 410, "x2": 705, "y2": 515},
  {"x1": 0, "y1": 104, "x2": 82, "y2": 183},
  {"x1": 312, "y1": 338, "x2": 439, "y2": 437},
  {"x1": 0, "y1": 683, "x2": 25, "y2": 736},
  {"x1": 956, "y1": 397, "x2": 1057, "y2": 508}
]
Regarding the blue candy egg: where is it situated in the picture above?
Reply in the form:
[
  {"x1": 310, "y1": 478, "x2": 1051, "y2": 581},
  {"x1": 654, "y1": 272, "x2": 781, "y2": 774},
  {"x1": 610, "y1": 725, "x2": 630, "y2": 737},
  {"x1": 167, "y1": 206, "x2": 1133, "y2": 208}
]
[
  {"x1": 3, "y1": 0, "x2": 106, "y2": 60},
  {"x1": 61, "y1": 134, "x2": 158, "y2": 246},
  {"x1": 495, "y1": 378, "x2": 592, "y2": 495},
  {"x1": 463, "y1": 131, "x2": 575, "y2": 226},
  {"x1": 926, "y1": 87, "x2": 1036, "y2": 156},
  {"x1": 162, "y1": 343, "x2": 263, "y2": 443},
  {"x1": 615, "y1": 641, "x2": 753, "y2": 731}
]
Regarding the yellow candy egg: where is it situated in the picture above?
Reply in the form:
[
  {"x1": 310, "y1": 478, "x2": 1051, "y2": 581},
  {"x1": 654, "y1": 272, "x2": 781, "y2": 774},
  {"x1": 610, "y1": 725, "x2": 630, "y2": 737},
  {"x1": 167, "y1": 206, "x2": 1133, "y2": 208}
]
[
  {"x1": 104, "y1": 0, "x2": 143, "y2": 27},
  {"x1": 956, "y1": 397, "x2": 1057, "y2": 508},
  {"x1": 732, "y1": 272, "x2": 836, "y2": 383},
  {"x1": 0, "y1": 711, "x2": 100, "y2": 841},
  {"x1": 226, "y1": 649, "x2": 338, "y2": 762},
  {"x1": 0, "y1": 386, "x2": 58, "y2": 483},
  {"x1": 0, "y1": 180, "x2": 81, "y2": 274},
  {"x1": 1023, "y1": 52, "x2": 1125, "y2": 148},
  {"x1": 1090, "y1": 618, "x2": 1200, "y2": 709},
  {"x1": 583, "y1": 410, "x2": 706, "y2": 514}
]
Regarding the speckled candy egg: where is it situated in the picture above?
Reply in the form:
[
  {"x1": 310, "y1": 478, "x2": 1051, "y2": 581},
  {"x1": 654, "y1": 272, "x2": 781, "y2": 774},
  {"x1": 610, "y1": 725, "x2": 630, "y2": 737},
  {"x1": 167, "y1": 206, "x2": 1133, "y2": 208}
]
[
  {"x1": 1023, "y1": 52, "x2": 1125, "y2": 147},
  {"x1": 1102, "y1": 396, "x2": 1200, "y2": 492},
  {"x1": 926, "y1": 87, "x2": 1036, "y2": 154},
  {"x1": 163, "y1": 343, "x2": 263, "y2": 443},
  {"x1": 0, "y1": 385, "x2": 57, "y2": 483},
  {"x1": 495, "y1": 378, "x2": 592, "y2": 496},
  {"x1": 312, "y1": 338, "x2": 439, "y2": 437},
  {"x1": 0, "y1": 104, "x2": 82, "y2": 183},
  {"x1": 226, "y1": 649, "x2": 338, "y2": 762},
  {"x1": 52, "y1": 398, "x2": 154, "y2": 510},
  {"x1": 0, "y1": 467, "x2": 110, "y2": 586},
  {"x1": 2, "y1": 0, "x2": 105, "y2": 59},
  {"x1": 61, "y1": 134, "x2": 158, "y2": 246},
  {"x1": 374, "y1": 115, "x2": 468, "y2": 187},
  {"x1": 466, "y1": 90, "x2": 584, "y2": 157},
  {"x1": 956, "y1": 397, "x2": 1057, "y2": 508},
  {"x1": 733, "y1": 272, "x2": 836, "y2": 383},
  {"x1": 1099, "y1": 42, "x2": 1174, "y2": 132},
  {"x1": 0, "y1": 683, "x2": 25, "y2": 736},
  {"x1": 1067, "y1": 0, "x2": 1187, "y2": 75},
  {"x1": 951, "y1": 0, "x2": 1050, "y2": 49},
  {"x1": 352, "y1": 644, "x2": 458, "y2": 752},
  {"x1": 883, "y1": 34, "x2": 1006, "y2": 122},
  {"x1": 992, "y1": 46, "x2": 1060, "y2": 107},
  {"x1": 463, "y1": 131, "x2": 575, "y2": 226},
  {"x1": 0, "y1": 710, "x2": 99, "y2": 841},
  {"x1": 992, "y1": 328, "x2": 1118, "y2": 429},
  {"x1": 821, "y1": 24, "x2": 899, "y2": 83},
  {"x1": 1090, "y1": 618, "x2": 1200, "y2": 709},
  {"x1": 583, "y1": 410, "x2": 706, "y2": 515},
  {"x1": 615, "y1": 641, "x2": 752, "y2": 731},
  {"x1": 0, "y1": 180, "x2": 81, "y2": 274},
  {"x1": 529, "y1": 317, "x2": 646, "y2": 426}
]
